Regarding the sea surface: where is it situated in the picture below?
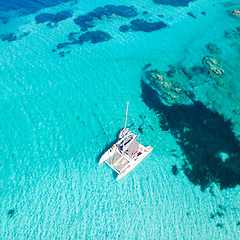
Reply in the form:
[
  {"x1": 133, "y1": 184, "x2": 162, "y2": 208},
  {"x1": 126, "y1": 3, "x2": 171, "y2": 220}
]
[{"x1": 0, "y1": 0, "x2": 240, "y2": 239}]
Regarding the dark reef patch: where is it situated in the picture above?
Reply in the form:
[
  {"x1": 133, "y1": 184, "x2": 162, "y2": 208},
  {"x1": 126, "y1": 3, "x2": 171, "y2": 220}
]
[
  {"x1": 1, "y1": 32, "x2": 29, "y2": 42},
  {"x1": 8, "y1": 209, "x2": 15, "y2": 218},
  {"x1": 217, "y1": 211, "x2": 224, "y2": 217},
  {"x1": 57, "y1": 30, "x2": 112, "y2": 49},
  {"x1": 119, "y1": 25, "x2": 130, "y2": 32},
  {"x1": 67, "y1": 32, "x2": 84, "y2": 41},
  {"x1": 205, "y1": 43, "x2": 222, "y2": 55},
  {"x1": 209, "y1": 185, "x2": 216, "y2": 197},
  {"x1": 210, "y1": 211, "x2": 224, "y2": 219},
  {"x1": 142, "y1": 63, "x2": 152, "y2": 71},
  {"x1": 237, "y1": 221, "x2": 240, "y2": 226},
  {"x1": 35, "y1": 13, "x2": 55, "y2": 24},
  {"x1": 119, "y1": 19, "x2": 168, "y2": 32},
  {"x1": 138, "y1": 126, "x2": 143, "y2": 133},
  {"x1": 35, "y1": 10, "x2": 73, "y2": 28},
  {"x1": 172, "y1": 164, "x2": 179, "y2": 175},
  {"x1": 1, "y1": 33, "x2": 17, "y2": 42},
  {"x1": 74, "y1": 5, "x2": 138, "y2": 31},
  {"x1": 224, "y1": 27, "x2": 240, "y2": 54},
  {"x1": 153, "y1": 0, "x2": 195, "y2": 7},
  {"x1": 149, "y1": 125, "x2": 154, "y2": 131},
  {"x1": 224, "y1": 27, "x2": 240, "y2": 40},
  {"x1": 187, "y1": 12, "x2": 196, "y2": 19},
  {"x1": 210, "y1": 213, "x2": 215, "y2": 219},
  {"x1": 216, "y1": 223, "x2": 224, "y2": 228},
  {"x1": 59, "y1": 50, "x2": 70, "y2": 57},
  {"x1": 201, "y1": 11, "x2": 206, "y2": 15},
  {"x1": 0, "y1": 16, "x2": 9, "y2": 24},
  {"x1": 137, "y1": 114, "x2": 146, "y2": 134},
  {"x1": 218, "y1": 204, "x2": 226, "y2": 211},
  {"x1": 189, "y1": 66, "x2": 205, "y2": 75},
  {"x1": 141, "y1": 80, "x2": 240, "y2": 190}
]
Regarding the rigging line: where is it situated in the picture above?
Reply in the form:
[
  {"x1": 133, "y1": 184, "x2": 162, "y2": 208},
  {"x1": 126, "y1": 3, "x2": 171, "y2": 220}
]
[
  {"x1": 79, "y1": 89, "x2": 110, "y2": 143},
  {"x1": 128, "y1": 104, "x2": 137, "y2": 128},
  {"x1": 92, "y1": 112, "x2": 109, "y2": 142},
  {"x1": 120, "y1": 102, "x2": 128, "y2": 131},
  {"x1": 120, "y1": 116, "x2": 125, "y2": 131}
]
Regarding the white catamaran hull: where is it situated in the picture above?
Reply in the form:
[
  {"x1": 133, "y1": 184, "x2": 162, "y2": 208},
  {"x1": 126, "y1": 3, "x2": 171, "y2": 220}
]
[
  {"x1": 99, "y1": 103, "x2": 153, "y2": 180},
  {"x1": 99, "y1": 128, "x2": 132, "y2": 164},
  {"x1": 99, "y1": 146, "x2": 116, "y2": 164},
  {"x1": 116, "y1": 146, "x2": 153, "y2": 181}
]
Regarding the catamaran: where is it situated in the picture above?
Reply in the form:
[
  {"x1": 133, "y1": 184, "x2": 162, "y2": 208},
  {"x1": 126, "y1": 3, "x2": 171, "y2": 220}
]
[{"x1": 99, "y1": 102, "x2": 153, "y2": 180}]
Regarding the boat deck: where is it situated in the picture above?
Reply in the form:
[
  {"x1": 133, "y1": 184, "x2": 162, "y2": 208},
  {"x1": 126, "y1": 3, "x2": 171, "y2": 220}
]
[{"x1": 105, "y1": 140, "x2": 151, "y2": 177}]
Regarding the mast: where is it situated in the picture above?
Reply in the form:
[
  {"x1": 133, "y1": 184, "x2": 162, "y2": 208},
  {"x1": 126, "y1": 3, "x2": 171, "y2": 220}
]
[{"x1": 125, "y1": 102, "x2": 129, "y2": 129}]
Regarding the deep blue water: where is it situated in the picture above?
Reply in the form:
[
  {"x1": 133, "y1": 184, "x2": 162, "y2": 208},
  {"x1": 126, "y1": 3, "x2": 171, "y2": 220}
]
[{"x1": 0, "y1": 0, "x2": 71, "y2": 13}]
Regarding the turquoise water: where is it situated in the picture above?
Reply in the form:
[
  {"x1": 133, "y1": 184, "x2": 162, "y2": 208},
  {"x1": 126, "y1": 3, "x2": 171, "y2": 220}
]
[{"x1": 1, "y1": 0, "x2": 240, "y2": 239}]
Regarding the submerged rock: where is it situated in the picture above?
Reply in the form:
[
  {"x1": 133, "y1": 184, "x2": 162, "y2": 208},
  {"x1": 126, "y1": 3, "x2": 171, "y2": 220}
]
[
  {"x1": 0, "y1": 16, "x2": 9, "y2": 24},
  {"x1": 226, "y1": 5, "x2": 240, "y2": 19},
  {"x1": 143, "y1": 65, "x2": 194, "y2": 105},
  {"x1": 202, "y1": 56, "x2": 224, "y2": 78},
  {"x1": 232, "y1": 10, "x2": 240, "y2": 18},
  {"x1": 119, "y1": 19, "x2": 168, "y2": 33},
  {"x1": 187, "y1": 12, "x2": 196, "y2": 19},
  {"x1": 224, "y1": 27, "x2": 240, "y2": 54},
  {"x1": 172, "y1": 164, "x2": 179, "y2": 175},
  {"x1": 74, "y1": 5, "x2": 138, "y2": 31},
  {"x1": 8, "y1": 209, "x2": 15, "y2": 218},
  {"x1": 119, "y1": 25, "x2": 130, "y2": 32},
  {"x1": 57, "y1": 30, "x2": 112, "y2": 49},
  {"x1": 224, "y1": 27, "x2": 240, "y2": 40},
  {"x1": 1, "y1": 32, "x2": 29, "y2": 42},
  {"x1": 141, "y1": 80, "x2": 240, "y2": 190},
  {"x1": 59, "y1": 50, "x2": 70, "y2": 57},
  {"x1": 35, "y1": 10, "x2": 73, "y2": 28},
  {"x1": 216, "y1": 223, "x2": 224, "y2": 228}
]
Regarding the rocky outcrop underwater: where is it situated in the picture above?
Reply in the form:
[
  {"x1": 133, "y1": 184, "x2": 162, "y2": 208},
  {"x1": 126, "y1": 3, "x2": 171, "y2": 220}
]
[{"x1": 141, "y1": 55, "x2": 240, "y2": 191}]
